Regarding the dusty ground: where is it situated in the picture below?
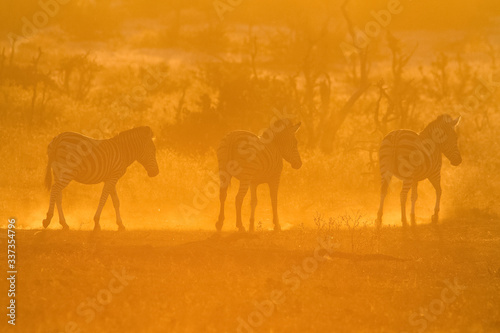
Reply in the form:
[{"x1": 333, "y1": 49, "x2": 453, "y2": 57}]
[{"x1": 1, "y1": 217, "x2": 500, "y2": 333}]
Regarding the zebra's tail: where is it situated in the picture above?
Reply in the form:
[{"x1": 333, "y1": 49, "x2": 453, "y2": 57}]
[{"x1": 44, "y1": 143, "x2": 55, "y2": 191}]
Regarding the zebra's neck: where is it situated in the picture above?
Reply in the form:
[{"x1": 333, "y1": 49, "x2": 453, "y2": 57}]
[
  {"x1": 260, "y1": 136, "x2": 283, "y2": 160},
  {"x1": 113, "y1": 131, "x2": 144, "y2": 165},
  {"x1": 419, "y1": 123, "x2": 443, "y2": 157}
]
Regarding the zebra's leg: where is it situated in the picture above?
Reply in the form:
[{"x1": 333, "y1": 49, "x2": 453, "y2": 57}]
[
  {"x1": 215, "y1": 172, "x2": 231, "y2": 231},
  {"x1": 410, "y1": 182, "x2": 418, "y2": 227},
  {"x1": 429, "y1": 176, "x2": 442, "y2": 224},
  {"x1": 235, "y1": 181, "x2": 249, "y2": 232},
  {"x1": 56, "y1": 190, "x2": 69, "y2": 230},
  {"x1": 249, "y1": 183, "x2": 258, "y2": 232},
  {"x1": 93, "y1": 181, "x2": 114, "y2": 231},
  {"x1": 43, "y1": 179, "x2": 70, "y2": 229},
  {"x1": 269, "y1": 180, "x2": 281, "y2": 232},
  {"x1": 400, "y1": 180, "x2": 412, "y2": 228},
  {"x1": 376, "y1": 172, "x2": 392, "y2": 229},
  {"x1": 110, "y1": 186, "x2": 125, "y2": 231}
]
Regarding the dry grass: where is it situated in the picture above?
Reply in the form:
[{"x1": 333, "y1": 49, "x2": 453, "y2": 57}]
[{"x1": 1, "y1": 216, "x2": 499, "y2": 333}]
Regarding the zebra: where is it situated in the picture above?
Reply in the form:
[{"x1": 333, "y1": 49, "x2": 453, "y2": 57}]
[
  {"x1": 42, "y1": 126, "x2": 159, "y2": 231},
  {"x1": 376, "y1": 114, "x2": 462, "y2": 228},
  {"x1": 215, "y1": 119, "x2": 302, "y2": 232}
]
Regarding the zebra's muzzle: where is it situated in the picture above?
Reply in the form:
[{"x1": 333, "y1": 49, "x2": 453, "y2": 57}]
[
  {"x1": 148, "y1": 169, "x2": 160, "y2": 177},
  {"x1": 291, "y1": 160, "x2": 302, "y2": 169},
  {"x1": 451, "y1": 156, "x2": 462, "y2": 166}
]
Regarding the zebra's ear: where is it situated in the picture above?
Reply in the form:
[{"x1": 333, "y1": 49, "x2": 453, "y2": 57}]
[
  {"x1": 451, "y1": 115, "x2": 461, "y2": 127},
  {"x1": 292, "y1": 122, "x2": 301, "y2": 133}
]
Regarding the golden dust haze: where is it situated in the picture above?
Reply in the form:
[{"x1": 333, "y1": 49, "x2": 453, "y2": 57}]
[{"x1": 1, "y1": 0, "x2": 500, "y2": 332}]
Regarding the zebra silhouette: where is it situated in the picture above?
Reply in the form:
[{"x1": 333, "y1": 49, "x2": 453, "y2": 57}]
[
  {"x1": 215, "y1": 119, "x2": 302, "y2": 232},
  {"x1": 376, "y1": 114, "x2": 462, "y2": 228},
  {"x1": 42, "y1": 126, "x2": 159, "y2": 231}
]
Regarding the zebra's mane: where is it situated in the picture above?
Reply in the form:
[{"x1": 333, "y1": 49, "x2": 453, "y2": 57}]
[
  {"x1": 262, "y1": 118, "x2": 295, "y2": 136},
  {"x1": 437, "y1": 114, "x2": 454, "y2": 124},
  {"x1": 117, "y1": 126, "x2": 154, "y2": 141},
  {"x1": 418, "y1": 115, "x2": 462, "y2": 152},
  {"x1": 420, "y1": 114, "x2": 454, "y2": 134}
]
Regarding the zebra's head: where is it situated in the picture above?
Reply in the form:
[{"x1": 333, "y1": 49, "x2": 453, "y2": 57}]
[
  {"x1": 435, "y1": 114, "x2": 462, "y2": 166},
  {"x1": 274, "y1": 119, "x2": 302, "y2": 169},
  {"x1": 136, "y1": 126, "x2": 160, "y2": 177}
]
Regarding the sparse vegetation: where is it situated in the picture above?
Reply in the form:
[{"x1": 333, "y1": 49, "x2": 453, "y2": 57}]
[{"x1": 1, "y1": 217, "x2": 499, "y2": 332}]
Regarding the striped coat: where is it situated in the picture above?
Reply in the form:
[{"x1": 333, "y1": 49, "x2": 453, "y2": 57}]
[
  {"x1": 215, "y1": 119, "x2": 302, "y2": 232},
  {"x1": 42, "y1": 126, "x2": 159, "y2": 231},
  {"x1": 376, "y1": 114, "x2": 462, "y2": 227}
]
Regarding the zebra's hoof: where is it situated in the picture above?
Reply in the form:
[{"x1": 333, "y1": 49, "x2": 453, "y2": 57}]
[
  {"x1": 249, "y1": 226, "x2": 255, "y2": 233},
  {"x1": 117, "y1": 225, "x2": 125, "y2": 232},
  {"x1": 93, "y1": 225, "x2": 101, "y2": 232},
  {"x1": 431, "y1": 214, "x2": 439, "y2": 224},
  {"x1": 61, "y1": 224, "x2": 69, "y2": 231},
  {"x1": 274, "y1": 225, "x2": 281, "y2": 232},
  {"x1": 215, "y1": 221, "x2": 223, "y2": 231},
  {"x1": 237, "y1": 225, "x2": 246, "y2": 232},
  {"x1": 42, "y1": 219, "x2": 50, "y2": 229}
]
